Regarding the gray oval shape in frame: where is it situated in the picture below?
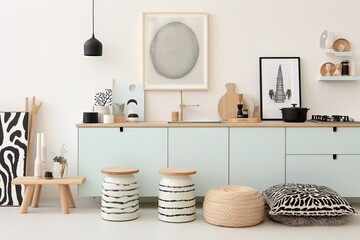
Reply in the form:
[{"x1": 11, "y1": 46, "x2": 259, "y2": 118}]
[{"x1": 150, "y1": 22, "x2": 199, "y2": 79}]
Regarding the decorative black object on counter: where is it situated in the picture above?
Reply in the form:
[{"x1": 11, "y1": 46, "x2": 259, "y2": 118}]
[
  {"x1": 44, "y1": 171, "x2": 53, "y2": 179},
  {"x1": 341, "y1": 60, "x2": 349, "y2": 76},
  {"x1": 83, "y1": 112, "x2": 98, "y2": 123},
  {"x1": 309, "y1": 114, "x2": 356, "y2": 123},
  {"x1": 280, "y1": 104, "x2": 309, "y2": 122},
  {"x1": 237, "y1": 104, "x2": 243, "y2": 118}
]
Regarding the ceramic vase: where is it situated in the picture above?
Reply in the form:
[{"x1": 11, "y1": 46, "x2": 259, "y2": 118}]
[
  {"x1": 95, "y1": 106, "x2": 110, "y2": 123},
  {"x1": 52, "y1": 161, "x2": 67, "y2": 178},
  {"x1": 34, "y1": 133, "x2": 42, "y2": 179},
  {"x1": 40, "y1": 133, "x2": 48, "y2": 174}
]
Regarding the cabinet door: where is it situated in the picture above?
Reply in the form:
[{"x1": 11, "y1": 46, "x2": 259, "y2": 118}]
[
  {"x1": 286, "y1": 127, "x2": 360, "y2": 154},
  {"x1": 229, "y1": 127, "x2": 285, "y2": 192},
  {"x1": 286, "y1": 155, "x2": 360, "y2": 197},
  {"x1": 78, "y1": 128, "x2": 167, "y2": 197},
  {"x1": 168, "y1": 128, "x2": 228, "y2": 196}
]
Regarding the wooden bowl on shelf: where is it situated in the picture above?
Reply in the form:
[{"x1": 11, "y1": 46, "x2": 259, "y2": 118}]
[
  {"x1": 333, "y1": 38, "x2": 350, "y2": 52},
  {"x1": 320, "y1": 62, "x2": 336, "y2": 76}
]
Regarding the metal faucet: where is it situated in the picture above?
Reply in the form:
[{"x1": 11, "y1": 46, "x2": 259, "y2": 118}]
[{"x1": 179, "y1": 90, "x2": 200, "y2": 121}]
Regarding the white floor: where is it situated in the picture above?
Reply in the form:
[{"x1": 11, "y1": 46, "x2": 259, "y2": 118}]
[{"x1": 1, "y1": 198, "x2": 360, "y2": 240}]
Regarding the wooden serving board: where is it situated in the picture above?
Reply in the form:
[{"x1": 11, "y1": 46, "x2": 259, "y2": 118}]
[{"x1": 218, "y1": 83, "x2": 242, "y2": 121}]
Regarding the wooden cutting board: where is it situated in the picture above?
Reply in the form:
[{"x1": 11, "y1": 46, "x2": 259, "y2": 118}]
[{"x1": 218, "y1": 83, "x2": 242, "y2": 121}]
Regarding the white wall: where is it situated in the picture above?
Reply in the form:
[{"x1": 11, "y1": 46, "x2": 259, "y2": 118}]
[{"x1": 1, "y1": 0, "x2": 360, "y2": 197}]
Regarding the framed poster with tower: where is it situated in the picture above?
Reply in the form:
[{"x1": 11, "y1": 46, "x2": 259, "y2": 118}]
[{"x1": 259, "y1": 57, "x2": 301, "y2": 120}]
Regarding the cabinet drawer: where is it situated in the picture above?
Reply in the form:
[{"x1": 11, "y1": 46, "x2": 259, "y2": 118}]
[
  {"x1": 286, "y1": 155, "x2": 360, "y2": 197},
  {"x1": 286, "y1": 127, "x2": 360, "y2": 154}
]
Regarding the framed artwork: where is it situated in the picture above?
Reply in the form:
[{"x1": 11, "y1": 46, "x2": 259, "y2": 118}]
[
  {"x1": 0, "y1": 112, "x2": 29, "y2": 206},
  {"x1": 259, "y1": 57, "x2": 301, "y2": 120},
  {"x1": 142, "y1": 12, "x2": 208, "y2": 90}
]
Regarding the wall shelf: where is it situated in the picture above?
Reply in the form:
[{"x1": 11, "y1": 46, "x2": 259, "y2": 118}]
[
  {"x1": 319, "y1": 76, "x2": 360, "y2": 81},
  {"x1": 326, "y1": 51, "x2": 352, "y2": 57}
]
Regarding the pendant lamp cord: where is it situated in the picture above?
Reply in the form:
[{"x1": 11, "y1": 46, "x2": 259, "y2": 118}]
[{"x1": 92, "y1": 0, "x2": 95, "y2": 36}]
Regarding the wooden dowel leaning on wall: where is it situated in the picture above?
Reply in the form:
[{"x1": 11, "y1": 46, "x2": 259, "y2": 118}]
[{"x1": 25, "y1": 96, "x2": 42, "y2": 176}]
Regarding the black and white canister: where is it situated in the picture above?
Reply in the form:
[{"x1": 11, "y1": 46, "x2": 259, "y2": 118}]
[
  {"x1": 101, "y1": 174, "x2": 139, "y2": 221},
  {"x1": 158, "y1": 175, "x2": 196, "y2": 222}
]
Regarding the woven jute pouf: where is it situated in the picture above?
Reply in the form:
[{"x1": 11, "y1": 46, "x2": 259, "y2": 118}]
[{"x1": 203, "y1": 185, "x2": 265, "y2": 227}]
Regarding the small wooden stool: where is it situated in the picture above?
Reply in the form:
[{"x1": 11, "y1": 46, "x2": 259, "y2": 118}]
[
  {"x1": 158, "y1": 168, "x2": 197, "y2": 223},
  {"x1": 11, "y1": 176, "x2": 85, "y2": 214},
  {"x1": 101, "y1": 167, "x2": 140, "y2": 221}
]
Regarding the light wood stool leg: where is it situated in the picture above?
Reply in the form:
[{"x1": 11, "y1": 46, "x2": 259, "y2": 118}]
[
  {"x1": 59, "y1": 184, "x2": 69, "y2": 214},
  {"x1": 20, "y1": 185, "x2": 35, "y2": 214},
  {"x1": 32, "y1": 185, "x2": 42, "y2": 208},
  {"x1": 64, "y1": 185, "x2": 76, "y2": 208}
]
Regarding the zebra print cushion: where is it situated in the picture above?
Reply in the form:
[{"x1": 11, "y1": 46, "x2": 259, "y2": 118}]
[{"x1": 262, "y1": 183, "x2": 357, "y2": 217}]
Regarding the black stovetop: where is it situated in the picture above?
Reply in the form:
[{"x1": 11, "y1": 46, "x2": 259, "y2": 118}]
[{"x1": 308, "y1": 115, "x2": 357, "y2": 123}]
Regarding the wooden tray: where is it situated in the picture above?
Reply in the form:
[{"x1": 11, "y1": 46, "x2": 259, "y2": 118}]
[
  {"x1": 333, "y1": 38, "x2": 350, "y2": 52},
  {"x1": 228, "y1": 118, "x2": 260, "y2": 123}
]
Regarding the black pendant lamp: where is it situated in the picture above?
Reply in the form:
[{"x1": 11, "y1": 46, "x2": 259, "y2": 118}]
[{"x1": 84, "y1": 0, "x2": 103, "y2": 56}]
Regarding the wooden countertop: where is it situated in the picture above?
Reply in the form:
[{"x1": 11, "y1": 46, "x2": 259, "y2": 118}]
[{"x1": 76, "y1": 121, "x2": 360, "y2": 128}]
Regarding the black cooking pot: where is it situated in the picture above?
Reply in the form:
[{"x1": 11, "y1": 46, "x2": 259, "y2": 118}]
[{"x1": 280, "y1": 104, "x2": 309, "y2": 122}]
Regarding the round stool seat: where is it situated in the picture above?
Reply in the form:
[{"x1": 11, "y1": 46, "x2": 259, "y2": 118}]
[
  {"x1": 101, "y1": 166, "x2": 139, "y2": 175},
  {"x1": 203, "y1": 185, "x2": 264, "y2": 227},
  {"x1": 101, "y1": 166, "x2": 140, "y2": 221},
  {"x1": 159, "y1": 168, "x2": 196, "y2": 176},
  {"x1": 158, "y1": 168, "x2": 197, "y2": 223}
]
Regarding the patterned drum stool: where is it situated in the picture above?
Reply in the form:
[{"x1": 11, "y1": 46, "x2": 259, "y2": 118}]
[
  {"x1": 158, "y1": 168, "x2": 197, "y2": 223},
  {"x1": 203, "y1": 185, "x2": 264, "y2": 227},
  {"x1": 101, "y1": 167, "x2": 140, "y2": 221}
]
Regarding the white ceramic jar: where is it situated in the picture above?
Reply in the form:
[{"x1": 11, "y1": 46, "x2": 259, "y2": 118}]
[
  {"x1": 101, "y1": 174, "x2": 139, "y2": 221},
  {"x1": 95, "y1": 106, "x2": 110, "y2": 123},
  {"x1": 158, "y1": 175, "x2": 196, "y2": 222}
]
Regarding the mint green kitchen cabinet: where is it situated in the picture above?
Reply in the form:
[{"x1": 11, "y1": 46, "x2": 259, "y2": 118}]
[
  {"x1": 229, "y1": 127, "x2": 285, "y2": 192},
  {"x1": 286, "y1": 155, "x2": 360, "y2": 197},
  {"x1": 77, "y1": 123, "x2": 360, "y2": 198},
  {"x1": 168, "y1": 128, "x2": 228, "y2": 196},
  {"x1": 286, "y1": 127, "x2": 360, "y2": 197},
  {"x1": 78, "y1": 127, "x2": 167, "y2": 197}
]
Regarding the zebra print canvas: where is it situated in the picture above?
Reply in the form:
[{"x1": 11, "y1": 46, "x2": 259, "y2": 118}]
[{"x1": 0, "y1": 112, "x2": 29, "y2": 206}]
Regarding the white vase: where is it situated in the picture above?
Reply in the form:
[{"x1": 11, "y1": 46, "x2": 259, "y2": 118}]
[
  {"x1": 350, "y1": 61, "x2": 356, "y2": 76},
  {"x1": 34, "y1": 133, "x2": 42, "y2": 178},
  {"x1": 40, "y1": 133, "x2": 48, "y2": 174},
  {"x1": 95, "y1": 106, "x2": 110, "y2": 123}
]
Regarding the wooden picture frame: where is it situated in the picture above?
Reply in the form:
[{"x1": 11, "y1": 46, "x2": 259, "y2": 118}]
[
  {"x1": 259, "y1": 57, "x2": 301, "y2": 120},
  {"x1": 142, "y1": 12, "x2": 208, "y2": 90}
]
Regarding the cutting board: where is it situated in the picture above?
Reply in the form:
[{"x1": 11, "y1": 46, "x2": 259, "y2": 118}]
[{"x1": 218, "y1": 83, "x2": 243, "y2": 121}]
